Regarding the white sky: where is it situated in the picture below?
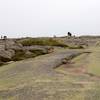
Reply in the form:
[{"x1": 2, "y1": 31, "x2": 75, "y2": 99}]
[{"x1": 0, "y1": 0, "x2": 100, "y2": 37}]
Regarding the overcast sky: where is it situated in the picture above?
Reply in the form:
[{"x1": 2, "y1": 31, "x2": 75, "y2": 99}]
[{"x1": 0, "y1": 0, "x2": 100, "y2": 37}]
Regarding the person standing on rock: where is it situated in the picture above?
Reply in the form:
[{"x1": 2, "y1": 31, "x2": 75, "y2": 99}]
[
  {"x1": 68, "y1": 32, "x2": 72, "y2": 37},
  {"x1": 3, "y1": 36, "x2": 7, "y2": 50}
]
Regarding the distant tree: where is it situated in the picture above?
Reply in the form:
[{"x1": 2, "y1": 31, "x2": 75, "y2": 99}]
[{"x1": 68, "y1": 32, "x2": 72, "y2": 37}]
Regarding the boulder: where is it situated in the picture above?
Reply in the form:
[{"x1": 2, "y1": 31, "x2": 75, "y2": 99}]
[
  {"x1": 0, "y1": 50, "x2": 15, "y2": 62},
  {"x1": 6, "y1": 40, "x2": 23, "y2": 51}
]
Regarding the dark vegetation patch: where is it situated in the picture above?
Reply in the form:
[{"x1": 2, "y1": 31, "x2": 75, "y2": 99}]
[
  {"x1": 0, "y1": 54, "x2": 12, "y2": 65},
  {"x1": 12, "y1": 50, "x2": 26, "y2": 61},
  {"x1": 19, "y1": 38, "x2": 68, "y2": 47},
  {"x1": 11, "y1": 49, "x2": 47, "y2": 61},
  {"x1": 0, "y1": 61, "x2": 5, "y2": 66},
  {"x1": 29, "y1": 49, "x2": 47, "y2": 55},
  {"x1": 0, "y1": 57, "x2": 11, "y2": 62},
  {"x1": 69, "y1": 45, "x2": 84, "y2": 49}
]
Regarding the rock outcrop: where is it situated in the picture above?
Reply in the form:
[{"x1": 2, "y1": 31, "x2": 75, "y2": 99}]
[{"x1": 0, "y1": 39, "x2": 54, "y2": 64}]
